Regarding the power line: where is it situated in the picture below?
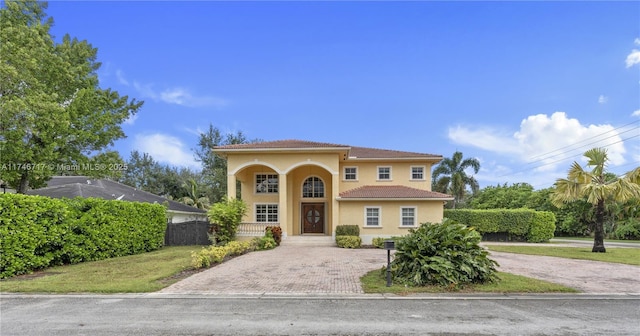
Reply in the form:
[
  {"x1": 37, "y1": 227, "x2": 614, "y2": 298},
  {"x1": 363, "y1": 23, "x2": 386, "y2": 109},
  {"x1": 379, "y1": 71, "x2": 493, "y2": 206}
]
[{"x1": 525, "y1": 120, "x2": 639, "y2": 162}]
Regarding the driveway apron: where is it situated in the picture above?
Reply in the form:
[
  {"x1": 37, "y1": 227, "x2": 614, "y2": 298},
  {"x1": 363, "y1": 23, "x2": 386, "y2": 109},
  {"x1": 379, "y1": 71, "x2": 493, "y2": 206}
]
[{"x1": 159, "y1": 246, "x2": 388, "y2": 295}]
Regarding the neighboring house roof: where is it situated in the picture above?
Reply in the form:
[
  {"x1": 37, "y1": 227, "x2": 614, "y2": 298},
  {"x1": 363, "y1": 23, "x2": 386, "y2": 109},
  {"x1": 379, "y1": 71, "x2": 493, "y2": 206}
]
[
  {"x1": 338, "y1": 185, "x2": 454, "y2": 200},
  {"x1": 214, "y1": 139, "x2": 442, "y2": 160},
  {"x1": 26, "y1": 176, "x2": 206, "y2": 214}
]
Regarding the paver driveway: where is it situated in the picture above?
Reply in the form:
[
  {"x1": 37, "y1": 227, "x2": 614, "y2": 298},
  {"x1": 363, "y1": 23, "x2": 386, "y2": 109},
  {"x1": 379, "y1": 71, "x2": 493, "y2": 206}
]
[
  {"x1": 159, "y1": 246, "x2": 388, "y2": 295},
  {"x1": 159, "y1": 244, "x2": 640, "y2": 295}
]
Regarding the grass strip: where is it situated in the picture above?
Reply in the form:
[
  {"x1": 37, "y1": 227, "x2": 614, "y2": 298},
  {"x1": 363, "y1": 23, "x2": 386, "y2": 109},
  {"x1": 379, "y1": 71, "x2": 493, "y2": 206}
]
[
  {"x1": 361, "y1": 270, "x2": 578, "y2": 294},
  {"x1": 0, "y1": 246, "x2": 203, "y2": 293},
  {"x1": 485, "y1": 245, "x2": 640, "y2": 266}
]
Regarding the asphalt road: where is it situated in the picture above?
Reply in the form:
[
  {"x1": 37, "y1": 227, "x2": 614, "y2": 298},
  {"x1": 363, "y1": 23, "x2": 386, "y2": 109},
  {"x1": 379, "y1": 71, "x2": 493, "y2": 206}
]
[{"x1": 1, "y1": 294, "x2": 639, "y2": 335}]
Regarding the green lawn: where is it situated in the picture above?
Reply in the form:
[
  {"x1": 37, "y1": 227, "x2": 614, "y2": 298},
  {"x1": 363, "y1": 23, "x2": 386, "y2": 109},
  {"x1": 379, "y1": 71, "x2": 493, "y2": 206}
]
[
  {"x1": 485, "y1": 245, "x2": 640, "y2": 266},
  {"x1": 0, "y1": 246, "x2": 204, "y2": 293},
  {"x1": 553, "y1": 237, "x2": 640, "y2": 243},
  {"x1": 361, "y1": 270, "x2": 578, "y2": 294}
]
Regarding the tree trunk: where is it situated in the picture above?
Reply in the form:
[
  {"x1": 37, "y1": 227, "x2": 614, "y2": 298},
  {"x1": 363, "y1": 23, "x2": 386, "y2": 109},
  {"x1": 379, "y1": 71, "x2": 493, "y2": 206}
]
[
  {"x1": 592, "y1": 200, "x2": 606, "y2": 253},
  {"x1": 17, "y1": 172, "x2": 29, "y2": 194}
]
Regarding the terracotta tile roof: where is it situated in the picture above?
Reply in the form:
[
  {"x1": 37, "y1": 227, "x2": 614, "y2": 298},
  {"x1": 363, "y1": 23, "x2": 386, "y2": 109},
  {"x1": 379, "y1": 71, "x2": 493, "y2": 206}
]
[
  {"x1": 349, "y1": 146, "x2": 439, "y2": 159},
  {"x1": 339, "y1": 185, "x2": 453, "y2": 200},
  {"x1": 214, "y1": 139, "x2": 441, "y2": 159},
  {"x1": 214, "y1": 139, "x2": 349, "y2": 150}
]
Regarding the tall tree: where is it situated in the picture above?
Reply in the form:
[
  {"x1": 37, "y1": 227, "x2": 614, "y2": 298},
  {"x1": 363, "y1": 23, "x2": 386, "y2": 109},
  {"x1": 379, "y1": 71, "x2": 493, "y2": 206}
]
[
  {"x1": 552, "y1": 148, "x2": 640, "y2": 252},
  {"x1": 469, "y1": 182, "x2": 535, "y2": 209},
  {"x1": 193, "y1": 124, "x2": 256, "y2": 203},
  {"x1": 432, "y1": 151, "x2": 481, "y2": 208},
  {"x1": 0, "y1": 1, "x2": 142, "y2": 193}
]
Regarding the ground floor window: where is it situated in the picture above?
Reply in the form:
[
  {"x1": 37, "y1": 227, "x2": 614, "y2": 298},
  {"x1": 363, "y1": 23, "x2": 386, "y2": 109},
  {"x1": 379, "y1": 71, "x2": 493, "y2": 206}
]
[
  {"x1": 364, "y1": 207, "x2": 381, "y2": 227},
  {"x1": 400, "y1": 207, "x2": 416, "y2": 227},
  {"x1": 256, "y1": 204, "x2": 278, "y2": 223}
]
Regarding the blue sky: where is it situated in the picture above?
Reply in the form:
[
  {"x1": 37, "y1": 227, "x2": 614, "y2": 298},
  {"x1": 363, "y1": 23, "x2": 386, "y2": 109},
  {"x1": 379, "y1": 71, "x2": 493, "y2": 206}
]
[{"x1": 42, "y1": 1, "x2": 639, "y2": 189}]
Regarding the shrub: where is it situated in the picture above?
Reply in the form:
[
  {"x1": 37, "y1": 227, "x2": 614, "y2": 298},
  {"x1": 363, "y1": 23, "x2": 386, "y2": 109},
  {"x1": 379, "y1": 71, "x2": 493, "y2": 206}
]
[
  {"x1": 336, "y1": 236, "x2": 361, "y2": 248},
  {"x1": 208, "y1": 198, "x2": 248, "y2": 245},
  {"x1": 372, "y1": 237, "x2": 402, "y2": 248},
  {"x1": 612, "y1": 218, "x2": 640, "y2": 240},
  {"x1": 335, "y1": 225, "x2": 359, "y2": 237},
  {"x1": 191, "y1": 240, "x2": 254, "y2": 269},
  {"x1": 265, "y1": 226, "x2": 282, "y2": 245},
  {"x1": 0, "y1": 194, "x2": 166, "y2": 279},
  {"x1": 391, "y1": 219, "x2": 498, "y2": 288},
  {"x1": 444, "y1": 209, "x2": 555, "y2": 242},
  {"x1": 253, "y1": 230, "x2": 277, "y2": 251}
]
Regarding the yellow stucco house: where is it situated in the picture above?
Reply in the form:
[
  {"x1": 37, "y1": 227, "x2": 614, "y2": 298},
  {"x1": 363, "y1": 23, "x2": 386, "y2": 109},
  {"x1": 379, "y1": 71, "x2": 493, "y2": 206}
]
[{"x1": 214, "y1": 140, "x2": 453, "y2": 244}]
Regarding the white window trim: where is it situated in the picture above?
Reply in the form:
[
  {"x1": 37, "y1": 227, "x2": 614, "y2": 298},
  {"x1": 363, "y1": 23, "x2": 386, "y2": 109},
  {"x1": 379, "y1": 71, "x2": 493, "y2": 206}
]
[
  {"x1": 410, "y1": 166, "x2": 426, "y2": 181},
  {"x1": 343, "y1": 166, "x2": 358, "y2": 181},
  {"x1": 301, "y1": 176, "x2": 325, "y2": 199},
  {"x1": 255, "y1": 203, "x2": 279, "y2": 223},
  {"x1": 364, "y1": 206, "x2": 382, "y2": 228},
  {"x1": 399, "y1": 206, "x2": 417, "y2": 228},
  {"x1": 255, "y1": 173, "x2": 279, "y2": 194},
  {"x1": 377, "y1": 166, "x2": 392, "y2": 181}
]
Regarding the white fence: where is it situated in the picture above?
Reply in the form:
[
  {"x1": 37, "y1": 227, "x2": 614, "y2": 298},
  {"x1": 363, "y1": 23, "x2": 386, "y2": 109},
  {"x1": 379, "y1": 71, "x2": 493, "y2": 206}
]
[{"x1": 236, "y1": 222, "x2": 280, "y2": 236}]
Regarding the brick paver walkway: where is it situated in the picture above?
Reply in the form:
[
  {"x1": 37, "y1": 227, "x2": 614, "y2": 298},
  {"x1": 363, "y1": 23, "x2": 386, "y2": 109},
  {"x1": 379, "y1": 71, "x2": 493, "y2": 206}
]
[{"x1": 159, "y1": 246, "x2": 389, "y2": 295}]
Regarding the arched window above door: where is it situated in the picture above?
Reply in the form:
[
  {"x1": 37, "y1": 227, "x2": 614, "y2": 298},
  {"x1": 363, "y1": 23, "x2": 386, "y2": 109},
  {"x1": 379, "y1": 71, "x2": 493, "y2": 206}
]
[{"x1": 302, "y1": 176, "x2": 324, "y2": 198}]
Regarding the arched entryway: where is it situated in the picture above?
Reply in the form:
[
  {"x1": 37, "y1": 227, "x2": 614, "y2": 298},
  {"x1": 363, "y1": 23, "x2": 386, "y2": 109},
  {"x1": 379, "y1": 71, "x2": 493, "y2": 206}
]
[{"x1": 301, "y1": 176, "x2": 325, "y2": 234}]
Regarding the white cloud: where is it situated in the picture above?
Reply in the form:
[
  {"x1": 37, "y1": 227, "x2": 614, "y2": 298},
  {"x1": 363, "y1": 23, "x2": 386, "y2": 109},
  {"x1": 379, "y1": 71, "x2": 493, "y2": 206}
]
[
  {"x1": 134, "y1": 133, "x2": 200, "y2": 169},
  {"x1": 635, "y1": 38, "x2": 640, "y2": 45},
  {"x1": 159, "y1": 88, "x2": 228, "y2": 108},
  {"x1": 115, "y1": 70, "x2": 129, "y2": 86},
  {"x1": 123, "y1": 113, "x2": 138, "y2": 125},
  {"x1": 626, "y1": 49, "x2": 640, "y2": 68},
  {"x1": 632, "y1": 110, "x2": 640, "y2": 117},
  {"x1": 449, "y1": 112, "x2": 627, "y2": 173},
  {"x1": 598, "y1": 95, "x2": 608, "y2": 104}
]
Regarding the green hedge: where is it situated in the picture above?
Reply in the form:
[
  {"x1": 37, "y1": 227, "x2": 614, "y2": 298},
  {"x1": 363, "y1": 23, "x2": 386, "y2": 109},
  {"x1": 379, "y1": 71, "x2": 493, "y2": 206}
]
[
  {"x1": 335, "y1": 225, "x2": 360, "y2": 236},
  {"x1": 336, "y1": 236, "x2": 362, "y2": 248},
  {"x1": 444, "y1": 209, "x2": 555, "y2": 243},
  {"x1": 0, "y1": 193, "x2": 167, "y2": 279}
]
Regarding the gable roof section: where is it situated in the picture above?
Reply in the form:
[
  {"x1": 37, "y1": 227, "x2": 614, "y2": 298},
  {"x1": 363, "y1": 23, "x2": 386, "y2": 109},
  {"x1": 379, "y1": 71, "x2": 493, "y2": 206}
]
[
  {"x1": 338, "y1": 185, "x2": 453, "y2": 200},
  {"x1": 26, "y1": 176, "x2": 206, "y2": 214},
  {"x1": 214, "y1": 139, "x2": 442, "y2": 161}
]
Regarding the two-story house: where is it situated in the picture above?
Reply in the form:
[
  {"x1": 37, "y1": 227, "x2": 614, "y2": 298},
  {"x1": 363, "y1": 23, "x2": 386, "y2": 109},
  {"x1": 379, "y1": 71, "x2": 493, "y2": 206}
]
[{"x1": 213, "y1": 140, "x2": 453, "y2": 244}]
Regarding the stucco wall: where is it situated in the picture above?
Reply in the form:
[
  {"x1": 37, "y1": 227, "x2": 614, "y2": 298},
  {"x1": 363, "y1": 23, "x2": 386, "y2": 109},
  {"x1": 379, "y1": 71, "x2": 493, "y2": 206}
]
[
  {"x1": 337, "y1": 200, "x2": 445, "y2": 243},
  {"x1": 338, "y1": 161, "x2": 433, "y2": 192}
]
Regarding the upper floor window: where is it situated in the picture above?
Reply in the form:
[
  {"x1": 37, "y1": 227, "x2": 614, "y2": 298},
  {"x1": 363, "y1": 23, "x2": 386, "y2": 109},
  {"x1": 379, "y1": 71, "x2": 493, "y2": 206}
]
[
  {"x1": 411, "y1": 166, "x2": 425, "y2": 180},
  {"x1": 302, "y1": 176, "x2": 324, "y2": 198},
  {"x1": 378, "y1": 166, "x2": 391, "y2": 180},
  {"x1": 344, "y1": 167, "x2": 358, "y2": 181},
  {"x1": 256, "y1": 174, "x2": 278, "y2": 193}
]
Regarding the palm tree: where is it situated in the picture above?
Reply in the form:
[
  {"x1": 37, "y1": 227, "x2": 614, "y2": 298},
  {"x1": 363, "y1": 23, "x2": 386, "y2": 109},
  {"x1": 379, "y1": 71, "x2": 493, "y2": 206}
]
[
  {"x1": 179, "y1": 178, "x2": 211, "y2": 210},
  {"x1": 552, "y1": 148, "x2": 640, "y2": 252},
  {"x1": 432, "y1": 151, "x2": 481, "y2": 208}
]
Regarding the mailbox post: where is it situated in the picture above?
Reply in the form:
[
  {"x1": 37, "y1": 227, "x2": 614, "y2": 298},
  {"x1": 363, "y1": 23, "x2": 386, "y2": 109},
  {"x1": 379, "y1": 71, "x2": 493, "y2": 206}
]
[{"x1": 384, "y1": 240, "x2": 395, "y2": 287}]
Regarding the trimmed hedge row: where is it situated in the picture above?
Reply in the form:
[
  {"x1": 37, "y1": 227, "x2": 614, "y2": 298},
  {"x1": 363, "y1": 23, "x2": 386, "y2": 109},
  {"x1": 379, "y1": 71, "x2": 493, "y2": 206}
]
[
  {"x1": 444, "y1": 209, "x2": 555, "y2": 243},
  {"x1": 0, "y1": 193, "x2": 167, "y2": 279}
]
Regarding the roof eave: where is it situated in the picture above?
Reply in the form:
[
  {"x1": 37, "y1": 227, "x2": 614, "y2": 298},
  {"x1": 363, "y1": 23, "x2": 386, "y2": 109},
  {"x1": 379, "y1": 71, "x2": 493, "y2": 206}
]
[{"x1": 336, "y1": 197, "x2": 454, "y2": 201}]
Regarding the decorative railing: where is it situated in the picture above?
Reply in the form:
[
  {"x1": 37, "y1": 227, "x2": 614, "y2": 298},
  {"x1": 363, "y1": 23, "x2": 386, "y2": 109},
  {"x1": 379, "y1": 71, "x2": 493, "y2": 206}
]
[{"x1": 237, "y1": 222, "x2": 279, "y2": 236}]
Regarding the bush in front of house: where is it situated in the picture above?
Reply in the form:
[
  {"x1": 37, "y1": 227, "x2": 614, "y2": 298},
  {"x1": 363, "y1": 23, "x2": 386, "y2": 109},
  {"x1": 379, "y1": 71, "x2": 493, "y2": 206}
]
[
  {"x1": 253, "y1": 229, "x2": 278, "y2": 251},
  {"x1": 391, "y1": 219, "x2": 498, "y2": 289},
  {"x1": 207, "y1": 197, "x2": 248, "y2": 245},
  {"x1": 0, "y1": 193, "x2": 167, "y2": 279},
  {"x1": 191, "y1": 240, "x2": 254, "y2": 269},
  {"x1": 372, "y1": 236, "x2": 403, "y2": 248},
  {"x1": 444, "y1": 209, "x2": 556, "y2": 242},
  {"x1": 335, "y1": 225, "x2": 360, "y2": 236},
  {"x1": 265, "y1": 226, "x2": 282, "y2": 246},
  {"x1": 336, "y1": 236, "x2": 362, "y2": 248}
]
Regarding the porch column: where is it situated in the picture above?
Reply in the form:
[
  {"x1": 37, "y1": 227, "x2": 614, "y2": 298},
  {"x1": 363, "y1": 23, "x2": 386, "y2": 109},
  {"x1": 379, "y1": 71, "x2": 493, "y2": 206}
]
[
  {"x1": 331, "y1": 172, "x2": 339, "y2": 238},
  {"x1": 279, "y1": 173, "x2": 288, "y2": 238},
  {"x1": 227, "y1": 174, "x2": 236, "y2": 199}
]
